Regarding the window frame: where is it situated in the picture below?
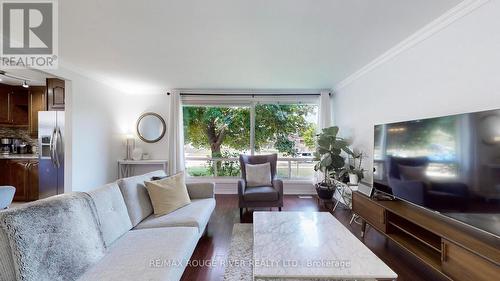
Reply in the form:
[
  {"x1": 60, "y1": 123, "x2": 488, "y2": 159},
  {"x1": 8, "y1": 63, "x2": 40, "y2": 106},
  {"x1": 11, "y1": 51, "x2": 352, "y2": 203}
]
[{"x1": 182, "y1": 93, "x2": 320, "y2": 180}]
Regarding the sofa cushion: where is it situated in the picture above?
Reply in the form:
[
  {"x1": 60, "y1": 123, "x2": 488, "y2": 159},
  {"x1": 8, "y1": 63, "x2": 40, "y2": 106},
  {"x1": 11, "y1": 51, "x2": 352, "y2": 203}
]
[
  {"x1": 134, "y1": 198, "x2": 215, "y2": 234},
  {"x1": 78, "y1": 227, "x2": 199, "y2": 281},
  {"x1": 186, "y1": 182, "x2": 215, "y2": 199},
  {"x1": 117, "y1": 170, "x2": 167, "y2": 226},
  {"x1": 0, "y1": 193, "x2": 106, "y2": 281},
  {"x1": 145, "y1": 172, "x2": 191, "y2": 217},
  {"x1": 88, "y1": 182, "x2": 133, "y2": 247},
  {"x1": 244, "y1": 186, "x2": 278, "y2": 202}
]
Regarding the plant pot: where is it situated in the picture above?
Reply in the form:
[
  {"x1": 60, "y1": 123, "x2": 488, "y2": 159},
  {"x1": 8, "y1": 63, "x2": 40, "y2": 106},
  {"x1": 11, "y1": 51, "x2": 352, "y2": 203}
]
[
  {"x1": 315, "y1": 184, "x2": 335, "y2": 200},
  {"x1": 349, "y1": 173, "x2": 359, "y2": 185}
]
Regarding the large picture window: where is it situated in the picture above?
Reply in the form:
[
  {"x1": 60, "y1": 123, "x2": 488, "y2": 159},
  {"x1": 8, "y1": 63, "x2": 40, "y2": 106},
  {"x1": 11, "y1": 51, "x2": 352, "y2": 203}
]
[{"x1": 182, "y1": 95, "x2": 319, "y2": 179}]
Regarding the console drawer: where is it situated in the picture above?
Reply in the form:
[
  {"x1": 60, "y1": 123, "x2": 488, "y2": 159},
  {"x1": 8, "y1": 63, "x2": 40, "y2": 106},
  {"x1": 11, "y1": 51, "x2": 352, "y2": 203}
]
[
  {"x1": 352, "y1": 192, "x2": 386, "y2": 232},
  {"x1": 442, "y1": 239, "x2": 499, "y2": 281}
]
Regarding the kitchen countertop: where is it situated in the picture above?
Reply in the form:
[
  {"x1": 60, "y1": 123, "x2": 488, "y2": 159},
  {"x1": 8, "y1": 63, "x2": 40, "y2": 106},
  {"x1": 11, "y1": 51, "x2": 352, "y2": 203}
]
[{"x1": 0, "y1": 154, "x2": 38, "y2": 160}]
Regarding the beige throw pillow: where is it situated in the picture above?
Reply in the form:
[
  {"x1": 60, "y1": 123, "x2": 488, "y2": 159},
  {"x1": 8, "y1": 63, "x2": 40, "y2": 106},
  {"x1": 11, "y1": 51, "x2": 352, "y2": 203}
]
[
  {"x1": 144, "y1": 172, "x2": 191, "y2": 217},
  {"x1": 245, "y1": 163, "x2": 272, "y2": 187}
]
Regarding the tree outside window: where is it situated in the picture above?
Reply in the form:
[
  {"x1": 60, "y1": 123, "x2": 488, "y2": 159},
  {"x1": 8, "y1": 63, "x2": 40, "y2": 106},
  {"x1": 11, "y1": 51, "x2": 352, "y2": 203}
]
[{"x1": 183, "y1": 103, "x2": 318, "y2": 177}]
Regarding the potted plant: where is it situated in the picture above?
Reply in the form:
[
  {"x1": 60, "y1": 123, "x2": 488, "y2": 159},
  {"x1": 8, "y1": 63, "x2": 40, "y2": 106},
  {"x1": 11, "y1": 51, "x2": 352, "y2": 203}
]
[
  {"x1": 339, "y1": 152, "x2": 365, "y2": 185},
  {"x1": 313, "y1": 126, "x2": 353, "y2": 199}
]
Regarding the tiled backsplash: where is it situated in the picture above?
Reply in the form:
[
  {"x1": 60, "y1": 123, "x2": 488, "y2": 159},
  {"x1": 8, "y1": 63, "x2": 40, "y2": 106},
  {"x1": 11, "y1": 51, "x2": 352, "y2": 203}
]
[{"x1": 0, "y1": 127, "x2": 38, "y2": 150}]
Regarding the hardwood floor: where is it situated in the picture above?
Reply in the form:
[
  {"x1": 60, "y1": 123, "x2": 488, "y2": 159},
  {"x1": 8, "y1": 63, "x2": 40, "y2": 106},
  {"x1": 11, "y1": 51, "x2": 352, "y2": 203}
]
[{"x1": 181, "y1": 194, "x2": 449, "y2": 281}]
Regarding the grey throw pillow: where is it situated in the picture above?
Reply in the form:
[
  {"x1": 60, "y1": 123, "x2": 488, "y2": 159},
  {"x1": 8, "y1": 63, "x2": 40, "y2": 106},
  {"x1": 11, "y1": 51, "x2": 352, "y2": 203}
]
[{"x1": 246, "y1": 163, "x2": 272, "y2": 187}]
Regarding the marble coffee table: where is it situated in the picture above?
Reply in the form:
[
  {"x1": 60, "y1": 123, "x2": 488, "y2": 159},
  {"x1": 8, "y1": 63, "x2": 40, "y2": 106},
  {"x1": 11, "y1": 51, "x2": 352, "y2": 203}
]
[{"x1": 253, "y1": 212, "x2": 397, "y2": 280}]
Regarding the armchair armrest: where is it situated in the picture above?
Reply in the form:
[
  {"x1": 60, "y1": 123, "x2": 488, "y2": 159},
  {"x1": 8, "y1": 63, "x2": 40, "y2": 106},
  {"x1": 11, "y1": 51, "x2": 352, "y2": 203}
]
[
  {"x1": 272, "y1": 179, "x2": 283, "y2": 196},
  {"x1": 272, "y1": 179, "x2": 284, "y2": 207},
  {"x1": 186, "y1": 182, "x2": 215, "y2": 199}
]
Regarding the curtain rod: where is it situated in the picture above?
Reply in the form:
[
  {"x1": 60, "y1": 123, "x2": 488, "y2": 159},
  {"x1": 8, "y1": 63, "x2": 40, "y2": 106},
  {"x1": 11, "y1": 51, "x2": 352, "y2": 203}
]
[{"x1": 178, "y1": 93, "x2": 328, "y2": 97}]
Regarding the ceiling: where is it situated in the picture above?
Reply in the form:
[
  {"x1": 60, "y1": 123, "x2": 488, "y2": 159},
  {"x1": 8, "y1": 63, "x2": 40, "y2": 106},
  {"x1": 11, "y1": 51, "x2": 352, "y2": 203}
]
[
  {"x1": 0, "y1": 69, "x2": 54, "y2": 86},
  {"x1": 59, "y1": 0, "x2": 461, "y2": 94}
]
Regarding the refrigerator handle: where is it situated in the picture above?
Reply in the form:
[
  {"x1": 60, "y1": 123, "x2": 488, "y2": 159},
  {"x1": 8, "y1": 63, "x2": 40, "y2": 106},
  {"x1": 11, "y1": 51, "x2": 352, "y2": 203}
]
[
  {"x1": 49, "y1": 128, "x2": 57, "y2": 167},
  {"x1": 55, "y1": 127, "x2": 62, "y2": 168}
]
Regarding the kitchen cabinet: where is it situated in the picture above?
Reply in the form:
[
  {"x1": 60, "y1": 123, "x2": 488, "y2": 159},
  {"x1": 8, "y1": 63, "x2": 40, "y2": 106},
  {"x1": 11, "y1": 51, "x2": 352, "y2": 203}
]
[
  {"x1": 0, "y1": 84, "x2": 30, "y2": 126},
  {"x1": 0, "y1": 84, "x2": 12, "y2": 124},
  {"x1": 10, "y1": 87, "x2": 29, "y2": 126},
  {"x1": 0, "y1": 159, "x2": 39, "y2": 202},
  {"x1": 29, "y1": 86, "x2": 47, "y2": 136},
  {"x1": 10, "y1": 160, "x2": 29, "y2": 201},
  {"x1": 27, "y1": 161, "x2": 39, "y2": 200},
  {"x1": 0, "y1": 160, "x2": 10, "y2": 184},
  {"x1": 46, "y1": 78, "x2": 65, "y2": 111}
]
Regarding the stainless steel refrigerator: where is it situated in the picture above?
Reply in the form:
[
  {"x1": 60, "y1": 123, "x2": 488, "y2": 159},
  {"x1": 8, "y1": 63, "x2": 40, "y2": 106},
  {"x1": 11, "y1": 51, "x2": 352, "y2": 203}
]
[{"x1": 38, "y1": 111, "x2": 64, "y2": 199}]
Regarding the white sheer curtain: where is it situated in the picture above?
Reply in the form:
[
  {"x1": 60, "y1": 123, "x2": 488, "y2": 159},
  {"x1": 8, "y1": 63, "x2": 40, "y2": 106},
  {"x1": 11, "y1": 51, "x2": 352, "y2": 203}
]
[
  {"x1": 166, "y1": 92, "x2": 185, "y2": 175},
  {"x1": 318, "y1": 91, "x2": 333, "y2": 129}
]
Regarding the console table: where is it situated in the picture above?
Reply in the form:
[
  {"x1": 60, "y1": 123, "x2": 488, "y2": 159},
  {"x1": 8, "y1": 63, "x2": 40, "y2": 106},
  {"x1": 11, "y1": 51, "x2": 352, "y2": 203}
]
[
  {"x1": 117, "y1": 160, "x2": 168, "y2": 178},
  {"x1": 352, "y1": 191, "x2": 500, "y2": 281}
]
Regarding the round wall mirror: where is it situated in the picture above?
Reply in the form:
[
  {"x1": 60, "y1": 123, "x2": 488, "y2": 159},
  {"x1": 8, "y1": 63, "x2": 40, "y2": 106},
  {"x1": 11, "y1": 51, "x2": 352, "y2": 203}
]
[{"x1": 136, "y1": 112, "x2": 166, "y2": 143}]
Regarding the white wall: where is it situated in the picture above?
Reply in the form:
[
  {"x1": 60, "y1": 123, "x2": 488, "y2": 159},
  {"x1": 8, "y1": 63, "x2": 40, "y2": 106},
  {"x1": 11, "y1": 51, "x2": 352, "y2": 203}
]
[
  {"x1": 68, "y1": 85, "x2": 169, "y2": 191},
  {"x1": 46, "y1": 67, "x2": 169, "y2": 192},
  {"x1": 333, "y1": 0, "x2": 500, "y2": 183},
  {"x1": 114, "y1": 94, "x2": 170, "y2": 176}
]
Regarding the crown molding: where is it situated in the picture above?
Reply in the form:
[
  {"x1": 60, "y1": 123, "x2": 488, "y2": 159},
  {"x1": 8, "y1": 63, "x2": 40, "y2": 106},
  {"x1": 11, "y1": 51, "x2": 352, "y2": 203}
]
[{"x1": 334, "y1": 0, "x2": 491, "y2": 92}]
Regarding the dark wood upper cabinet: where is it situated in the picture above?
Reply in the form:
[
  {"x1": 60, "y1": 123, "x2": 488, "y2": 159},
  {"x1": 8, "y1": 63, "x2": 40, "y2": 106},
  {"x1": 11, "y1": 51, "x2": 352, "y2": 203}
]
[
  {"x1": 0, "y1": 84, "x2": 29, "y2": 126},
  {"x1": 29, "y1": 86, "x2": 47, "y2": 136},
  {"x1": 46, "y1": 78, "x2": 65, "y2": 111},
  {"x1": 10, "y1": 87, "x2": 29, "y2": 126},
  {"x1": 0, "y1": 84, "x2": 12, "y2": 124}
]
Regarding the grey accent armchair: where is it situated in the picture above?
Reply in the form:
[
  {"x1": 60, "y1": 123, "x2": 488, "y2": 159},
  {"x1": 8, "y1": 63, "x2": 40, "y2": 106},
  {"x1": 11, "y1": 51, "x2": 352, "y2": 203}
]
[
  {"x1": 238, "y1": 154, "x2": 283, "y2": 219},
  {"x1": 0, "y1": 186, "x2": 15, "y2": 209}
]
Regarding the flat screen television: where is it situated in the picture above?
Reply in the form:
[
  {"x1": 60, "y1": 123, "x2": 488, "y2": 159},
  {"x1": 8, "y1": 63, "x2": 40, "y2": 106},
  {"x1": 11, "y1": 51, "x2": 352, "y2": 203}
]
[{"x1": 373, "y1": 108, "x2": 500, "y2": 238}]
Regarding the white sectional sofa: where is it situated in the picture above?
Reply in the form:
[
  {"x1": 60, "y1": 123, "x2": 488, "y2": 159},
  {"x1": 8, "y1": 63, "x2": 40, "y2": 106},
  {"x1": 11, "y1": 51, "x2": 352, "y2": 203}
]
[{"x1": 0, "y1": 171, "x2": 215, "y2": 281}]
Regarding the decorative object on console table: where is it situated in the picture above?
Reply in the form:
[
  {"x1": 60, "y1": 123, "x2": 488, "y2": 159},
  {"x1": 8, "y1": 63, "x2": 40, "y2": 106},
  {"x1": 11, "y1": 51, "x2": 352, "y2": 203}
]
[
  {"x1": 131, "y1": 147, "x2": 143, "y2": 161},
  {"x1": 352, "y1": 191, "x2": 500, "y2": 281},
  {"x1": 125, "y1": 134, "x2": 135, "y2": 160},
  {"x1": 313, "y1": 126, "x2": 353, "y2": 199},
  {"x1": 117, "y1": 159, "x2": 168, "y2": 178}
]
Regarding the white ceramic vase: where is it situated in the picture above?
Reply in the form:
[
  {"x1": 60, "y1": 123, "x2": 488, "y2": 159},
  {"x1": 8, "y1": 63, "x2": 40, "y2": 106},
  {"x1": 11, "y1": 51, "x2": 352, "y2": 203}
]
[{"x1": 132, "y1": 147, "x2": 143, "y2": 161}]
